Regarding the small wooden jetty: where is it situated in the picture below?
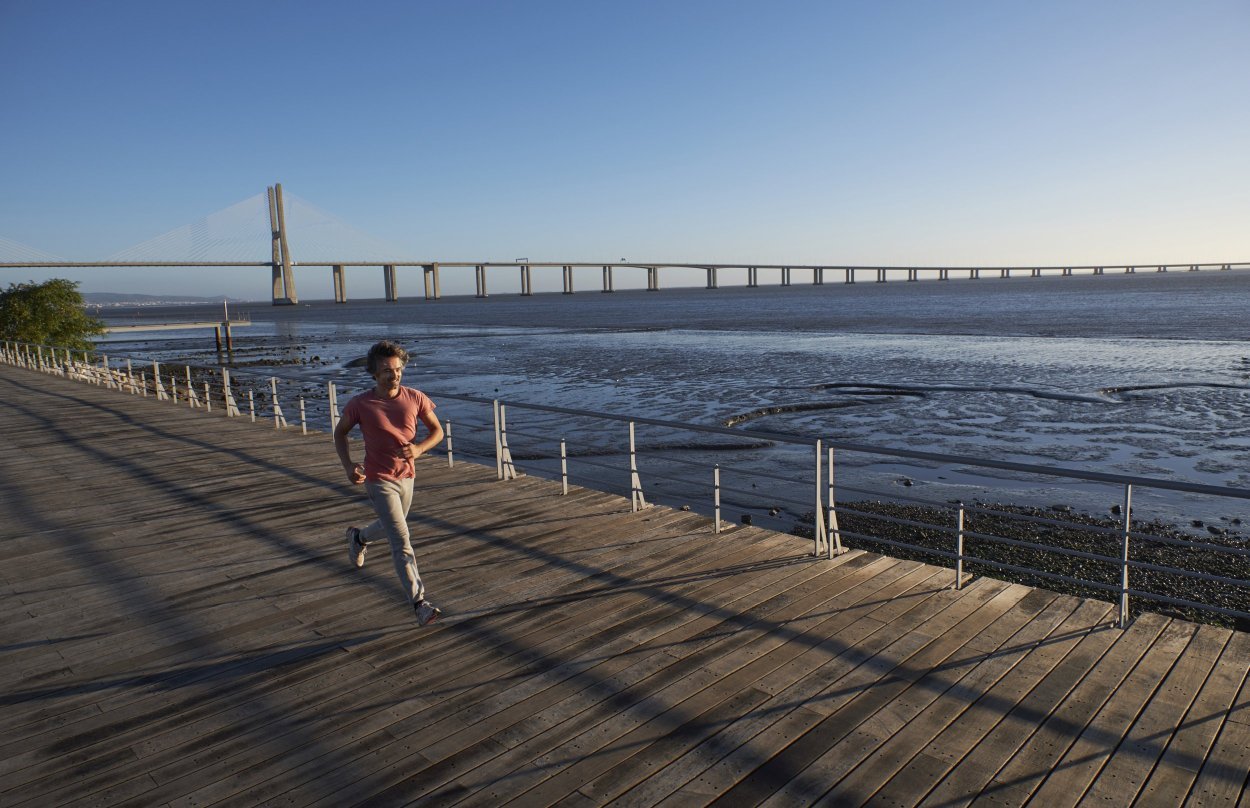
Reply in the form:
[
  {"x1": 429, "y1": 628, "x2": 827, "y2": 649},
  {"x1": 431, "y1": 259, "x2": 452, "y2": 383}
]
[{"x1": 1, "y1": 364, "x2": 1246, "y2": 807}]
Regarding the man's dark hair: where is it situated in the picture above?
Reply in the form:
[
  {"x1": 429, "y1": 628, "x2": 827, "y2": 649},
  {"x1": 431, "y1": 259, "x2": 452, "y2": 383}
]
[{"x1": 366, "y1": 340, "x2": 410, "y2": 374}]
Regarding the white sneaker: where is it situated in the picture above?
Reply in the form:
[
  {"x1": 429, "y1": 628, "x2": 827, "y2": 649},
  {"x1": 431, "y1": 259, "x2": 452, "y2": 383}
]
[
  {"x1": 414, "y1": 599, "x2": 442, "y2": 627},
  {"x1": 346, "y1": 527, "x2": 367, "y2": 568}
]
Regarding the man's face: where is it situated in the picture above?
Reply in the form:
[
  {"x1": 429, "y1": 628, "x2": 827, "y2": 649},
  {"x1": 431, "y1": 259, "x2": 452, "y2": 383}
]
[{"x1": 372, "y1": 356, "x2": 405, "y2": 394}]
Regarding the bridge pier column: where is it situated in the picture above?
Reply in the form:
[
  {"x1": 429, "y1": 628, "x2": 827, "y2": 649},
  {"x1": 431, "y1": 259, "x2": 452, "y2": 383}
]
[
  {"x1": 1125, "y1": 266, "x2": 1135, "y2": 274},
  {"x1": 748, "y1": 267, "x2": 757, "y2": 287},
  {"x1": 907, "y1": 268, "x2": 918, "y2": 281},
  {"x1": 602, "y1": 265, "x2": 614, "y2": 292},
  {"x1": 781, "y1": 267, "x2": 791, "y2": 286},
  {"x1": 1000, "y1": 268, "x2": 1009, "y2": 279},
  {"x1": 813, "y1": 267, "x2": 823, "y2": 285},
  {"x1": 521, "y1": 265, "x2": 532, "y2": 295},
  {"x1": 1221, "y1": 263, "x2": 1231, "y2": 271},
  {"x1": 475, "y1": 265, "x2": 488, "y2": 297},
  {"x1": 706, "y1": 267, "x2": 717, "y2": 289},
  {"x1": 971, "y1": 269, "x2": 980, "y2": 279},
  {"x1": 845, "y1": 268, "x2": 854, "y2": 284},
  {"x1": 268, "y1": 184, "x2": 298, "y2": 305},
  {"x1": 423, "y1": 266, "x2": 434, "y2": 299},
  {"x1": 938, "y1": 268, "x2": 949, "y2": 281},
  {"x1": 333, "y1": 265, "x2": 346, "y2": 303},
  {"x1": 647, "y1": 266, "x2": 660, "y2": 291},
  {"x1": 1030, "y1": 268, "x2": 1040, "y2": 278},
  {"x1": 1094, "y1": 266, "x2": 1104, "y2": 275},
  {"x1": 876, "y1": 269, "x2": 886, "y2": 283},
  {"x1": 1062, "y1": 267, "x2": 1072, "y2": 277},
  {"x1": 384, "y1": 265, "x2": 398, "y2": 301},
  {"x1": 563, "y1": 265, "x2": 574, "y2": 294}
]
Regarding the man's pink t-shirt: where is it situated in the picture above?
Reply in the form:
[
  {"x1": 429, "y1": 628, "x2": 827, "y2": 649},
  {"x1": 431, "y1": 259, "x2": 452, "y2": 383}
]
[{"x1": 342, "y1": 386, "x2": 436, "y2": 482}]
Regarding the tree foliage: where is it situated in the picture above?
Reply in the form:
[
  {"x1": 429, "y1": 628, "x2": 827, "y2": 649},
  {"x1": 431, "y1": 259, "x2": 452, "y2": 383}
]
[{"x1": 0, "y1": 279, "x2": 106, "y2": 351}]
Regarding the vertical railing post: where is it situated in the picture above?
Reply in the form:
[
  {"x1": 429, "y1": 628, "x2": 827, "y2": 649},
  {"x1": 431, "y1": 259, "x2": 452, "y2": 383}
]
[
  {"x1": 501, "y1": 404, "x2": 516, "y2": 479},
  {"x1": 493, "y1": 400, "x2": 504, "y2": 479},
  {"x1": 222, "y1": 368, "x2": 241, "y2": 417},
  {"x1": 814, "y1": 439, "x2": 829, "y2": 558},
  {"x1": 493, "y1": 401, "x2": 517, "y2": 480},
  {"x1": 826, "y1": 446, "x2": 844, "y2": 555},
  {"x1": 153, "y1": 360, "x2": 167, "y2": 400},
  {"x1": 1119, "y1": 483, "x2": 1133, "y2": 628},
  {"x1": 248, "y1": 390, "x2": 256, "y2": 422},
  {"x1": 560, "y1": 438, "x2": 569, "y2": 495},
  {"x1": 714, "y1": 464, "x2": 722, "y2": 534},
  {"x1": 328, "y1": 381, "x2": 340, "y2": 433},
  {"x1": 203, "y1": 382, "x2": 212, "y2": 413},
  {"x1": 270, "y1": 377, "x2": 287, "y2": 429},
  {"x1": 955, "y1": 503, "x2": 966, "y2": 589},
  {"x1": 299, "y1": 396, "x2": 307, "y2": 435},
  {"x1": 445, "y1": 419, "x2": 454, "y2": 468},
  {"x1": 629, "y1": 421, "x2": 648, "y2": 511}
]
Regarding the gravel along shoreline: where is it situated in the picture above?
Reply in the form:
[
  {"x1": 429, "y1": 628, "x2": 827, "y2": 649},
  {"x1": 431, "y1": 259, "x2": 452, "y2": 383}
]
[{"x1": 792, "y1": 501, "x2": 1249, "y2": 631}]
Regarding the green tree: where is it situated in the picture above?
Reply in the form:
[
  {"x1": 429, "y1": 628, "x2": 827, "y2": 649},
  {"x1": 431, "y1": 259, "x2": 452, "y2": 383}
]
[{"x1": 0, "y1": 279, "x2": 105, "y2": 351}]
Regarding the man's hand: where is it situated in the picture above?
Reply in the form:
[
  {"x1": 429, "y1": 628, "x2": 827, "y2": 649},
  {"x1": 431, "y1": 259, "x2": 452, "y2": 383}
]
[{"x1": 346, "y1": 463, "x2": 366, "y2": 485}]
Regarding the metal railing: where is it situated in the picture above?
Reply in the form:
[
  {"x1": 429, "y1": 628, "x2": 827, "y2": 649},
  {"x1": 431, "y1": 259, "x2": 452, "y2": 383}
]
[{"x1": 5, "y1": 339, "x2": 1248, "y2": 630}]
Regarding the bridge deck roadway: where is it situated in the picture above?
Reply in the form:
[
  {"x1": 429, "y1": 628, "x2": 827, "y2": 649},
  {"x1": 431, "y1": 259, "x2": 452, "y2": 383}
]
[{"x1": 0, "y1": 364, "x2": 1246, "y2": 807}]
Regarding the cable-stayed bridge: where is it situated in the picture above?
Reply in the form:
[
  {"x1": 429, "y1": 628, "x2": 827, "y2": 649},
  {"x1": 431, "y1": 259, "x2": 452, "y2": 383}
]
[{"x1": 1, "y1": 185, "x2": 1246, "y2": 305}]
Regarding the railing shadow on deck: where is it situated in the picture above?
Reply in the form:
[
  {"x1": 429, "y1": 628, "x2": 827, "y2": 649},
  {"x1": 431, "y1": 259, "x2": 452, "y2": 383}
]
[{"x1": 1, "y1": 362, "x2": 1245, "y2": 804}]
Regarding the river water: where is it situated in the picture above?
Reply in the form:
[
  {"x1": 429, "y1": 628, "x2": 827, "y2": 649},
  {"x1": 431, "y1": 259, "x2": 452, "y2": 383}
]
[{"x1": 99, "y1": 270, "x2": 1250, "y2": 530}]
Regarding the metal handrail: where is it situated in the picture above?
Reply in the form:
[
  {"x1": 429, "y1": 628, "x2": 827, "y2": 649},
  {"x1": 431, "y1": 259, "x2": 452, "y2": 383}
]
[{"x1": 425, "y1": 388, "x2": 1250, "y2": 501}]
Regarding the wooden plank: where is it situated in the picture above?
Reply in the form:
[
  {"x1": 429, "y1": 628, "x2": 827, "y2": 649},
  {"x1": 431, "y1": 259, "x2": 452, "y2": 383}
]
[
  {"x1": 913, "y1": 602, "x2": 1142, "y2": 807},
  {"x1": 599, "y1": 590, "x2": 1067, "y2": 806},
  {"x1": 1073, "y1": 624, "x2": 1231, "y2": 807},
  {"x1": 774, "y1": 590, "x2": 1077, "y2": 805},
  {"x1": 481, "y1": 569, "x2": 969, "y2": 808},
  {"x1": 647, "y1": 578, "x2": 1013, "y2": 806},
  {"x1": 1022, "y1": 618, "x2": 1199, "y2": 807},
  {"x1": 700, "y1": 582, "x2": 1032, "y2": 807},
  {"x1": 39, "y1": 520, "x2": 825, "y2": 808},
  {"x1": 865, "y1": 604, "x2": 1160, "y2": 808},
  {"x1": 1183, "y1": 648, "x2": 1250, "y2": 807},
  {"x1": 267, "y1": 557, "x2": 898, "y2": 808},
  {"x1": 949, "y1": 612, "x2": 1170, "y2": 806},
  {"x1": 131, "y1": 537, "x2": 845, "y2": 805},
  {"x1": 2, "y1": 515, "x2": 790, "y2": 800},
  {"x1": 1133, "y1": 631, "x2": 1250, "y2": 806},
  {"x1": 805, "y1": 602, "x2": 1118, "y2": 808}
]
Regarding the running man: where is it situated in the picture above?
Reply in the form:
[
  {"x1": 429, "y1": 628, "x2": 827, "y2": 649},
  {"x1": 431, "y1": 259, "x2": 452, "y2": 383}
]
[{"x1": 334, "y1": 340, "x2": 445, "y2": 625}]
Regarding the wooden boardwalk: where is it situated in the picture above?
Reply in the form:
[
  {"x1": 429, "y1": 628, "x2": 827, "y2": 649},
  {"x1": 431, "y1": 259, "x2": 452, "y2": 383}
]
[{"x1": 1, "y1": 364, "x2": 1247, "y2": 807}]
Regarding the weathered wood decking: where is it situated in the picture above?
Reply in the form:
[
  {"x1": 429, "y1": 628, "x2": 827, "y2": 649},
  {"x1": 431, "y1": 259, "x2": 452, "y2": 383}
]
[{"x1": 1, "y1": 364, "x2": 1247, "y2": 807}]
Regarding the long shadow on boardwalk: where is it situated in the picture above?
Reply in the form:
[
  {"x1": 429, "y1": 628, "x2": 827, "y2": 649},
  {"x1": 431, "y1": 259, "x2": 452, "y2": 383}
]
[{"x1": 1, "y1": 368, "x2": 1245, "y2": 805}]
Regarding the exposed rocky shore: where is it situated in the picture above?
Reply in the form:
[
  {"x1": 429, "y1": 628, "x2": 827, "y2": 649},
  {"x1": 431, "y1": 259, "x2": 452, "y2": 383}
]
[{"x1": 793, "y1": 500, "x2": 1249, "y2": 631}]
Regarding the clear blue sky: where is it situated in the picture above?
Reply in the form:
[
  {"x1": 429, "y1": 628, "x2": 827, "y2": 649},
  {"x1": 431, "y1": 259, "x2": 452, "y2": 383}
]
[{"x1": 1, "y1": 0, "x2": 1247, "y2": 299}]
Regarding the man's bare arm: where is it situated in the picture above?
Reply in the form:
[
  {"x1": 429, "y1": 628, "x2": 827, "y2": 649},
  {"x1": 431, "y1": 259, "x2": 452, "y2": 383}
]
[{"x1": 333, "y1": 417, "x2": 365, "y2": 484}]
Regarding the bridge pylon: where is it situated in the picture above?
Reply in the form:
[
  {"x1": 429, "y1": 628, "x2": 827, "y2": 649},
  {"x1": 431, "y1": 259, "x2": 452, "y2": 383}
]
[{"x1": 268, "y1": 184, "x2": 298, "y2": 305}]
